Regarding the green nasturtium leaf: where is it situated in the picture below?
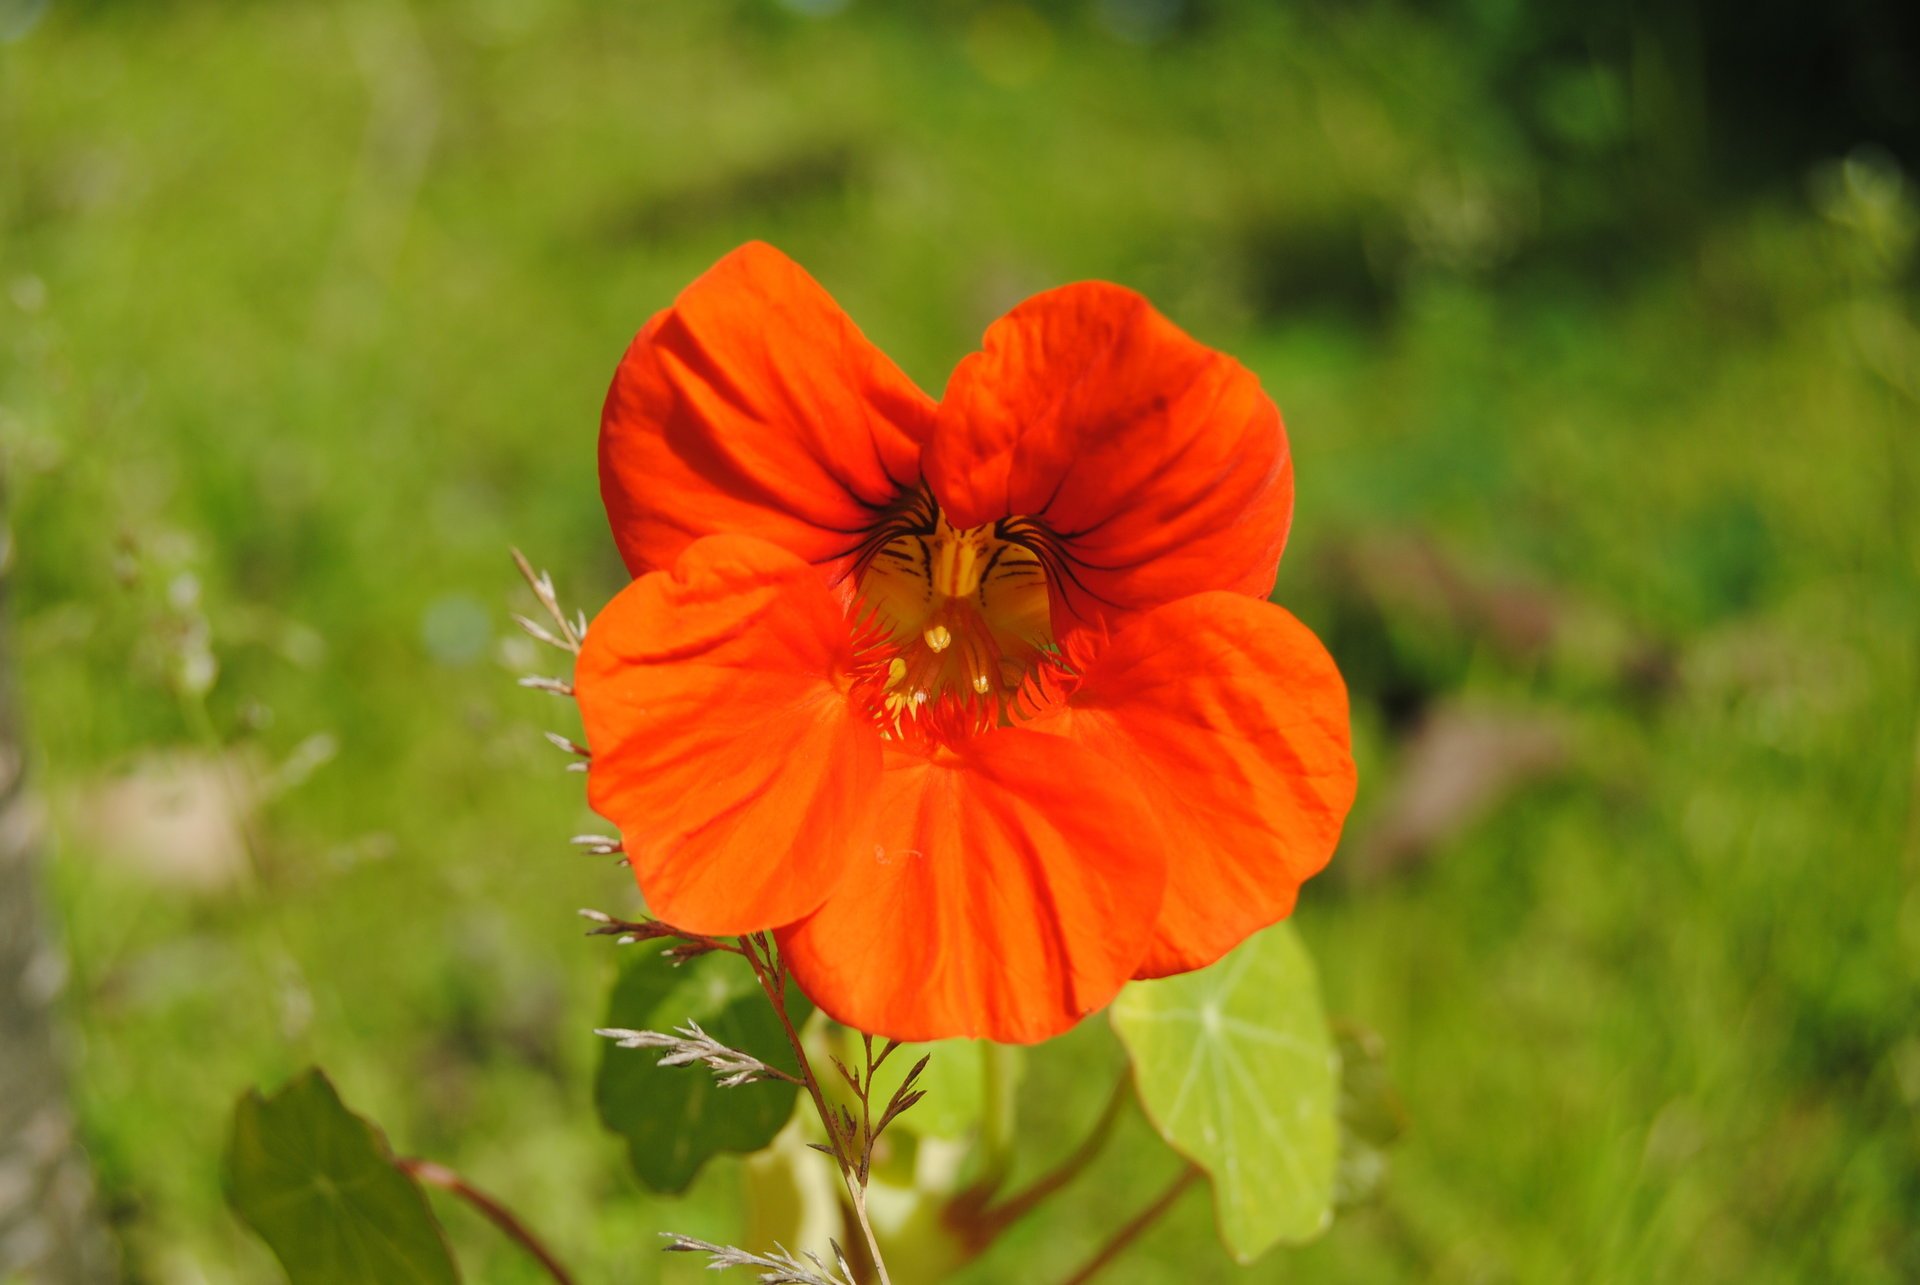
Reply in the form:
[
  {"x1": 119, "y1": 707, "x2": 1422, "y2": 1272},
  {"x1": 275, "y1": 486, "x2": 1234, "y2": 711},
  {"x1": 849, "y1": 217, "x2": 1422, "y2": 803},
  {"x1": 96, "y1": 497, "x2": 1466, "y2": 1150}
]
[
  {"x1": 224, "y1": 1068, "x2": 459, "y2": 1285},
  {"x1": 1111, "y1": 923, "x2": 1339, "y2": 1262},
  {"x1": 595, "y1": 950, "x2": 811, "y2": 1193}
]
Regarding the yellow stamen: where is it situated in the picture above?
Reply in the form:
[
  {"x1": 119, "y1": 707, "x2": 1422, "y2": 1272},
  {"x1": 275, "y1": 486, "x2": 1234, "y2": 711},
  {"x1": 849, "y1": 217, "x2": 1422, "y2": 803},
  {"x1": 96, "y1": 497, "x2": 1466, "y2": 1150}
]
[
  {"x1": 855, "y1": 497, "x2": 1057, "y2": 738},
  {"x1": 927, "y1": 519, "x2": 992, "y2": 597}
]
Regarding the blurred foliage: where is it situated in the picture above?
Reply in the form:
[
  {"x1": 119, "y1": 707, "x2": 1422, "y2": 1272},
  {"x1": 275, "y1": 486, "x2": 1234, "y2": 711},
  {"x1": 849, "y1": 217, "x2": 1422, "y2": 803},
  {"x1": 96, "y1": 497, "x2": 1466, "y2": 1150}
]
[
  {"x1": 596, "y1": 951, "x2": 810, "y2": 1196},
  {"x1": 1, "y1": 0, "x2": 1917, "y2": 1281},
  {"x1": 224, "y1": 1070, "x2": 459, "y2": 1285}
]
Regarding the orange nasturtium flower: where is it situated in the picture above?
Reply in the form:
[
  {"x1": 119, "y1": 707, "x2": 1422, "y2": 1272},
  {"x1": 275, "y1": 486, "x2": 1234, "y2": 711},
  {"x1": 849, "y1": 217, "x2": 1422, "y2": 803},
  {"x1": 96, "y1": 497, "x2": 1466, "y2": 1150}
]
[{"x1": 575, "y1": 244, "x2": 1356, "y2": 1044}]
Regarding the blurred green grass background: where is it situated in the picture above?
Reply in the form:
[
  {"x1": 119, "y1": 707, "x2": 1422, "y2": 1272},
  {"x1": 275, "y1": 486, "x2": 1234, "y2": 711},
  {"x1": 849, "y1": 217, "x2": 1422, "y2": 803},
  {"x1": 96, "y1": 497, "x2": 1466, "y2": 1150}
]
[{"x1": 3, "y1": 0, "x2": 1918, "y2": 1280}]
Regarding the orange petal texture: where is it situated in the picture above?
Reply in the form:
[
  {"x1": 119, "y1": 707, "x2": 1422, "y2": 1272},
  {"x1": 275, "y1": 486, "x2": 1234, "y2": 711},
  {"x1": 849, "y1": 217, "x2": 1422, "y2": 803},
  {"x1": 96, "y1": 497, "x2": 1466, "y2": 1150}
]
[
  {"x1": 925, "y1": 282, "x2": 1293, "y2": 632},
  {"x1": 575, "y1": 535, "x2": 881, "y2": 936},
  {"x1": 1034, "y1": 592, "x2": 1356, "y2": 977},
  {"x1": 599, "y1": 243, "x2": 935, "y2": 581},
  {"x1": 778, "y1": 731, "x2": 1167, "y2": 1044}
]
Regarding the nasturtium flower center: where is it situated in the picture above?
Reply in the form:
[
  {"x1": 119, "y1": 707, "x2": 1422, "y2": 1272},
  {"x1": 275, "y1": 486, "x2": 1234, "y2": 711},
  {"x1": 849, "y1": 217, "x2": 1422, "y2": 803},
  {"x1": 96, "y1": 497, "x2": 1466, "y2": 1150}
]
[{"x1": 852, "y1": 496, "x2": 1056, "y2": 743}]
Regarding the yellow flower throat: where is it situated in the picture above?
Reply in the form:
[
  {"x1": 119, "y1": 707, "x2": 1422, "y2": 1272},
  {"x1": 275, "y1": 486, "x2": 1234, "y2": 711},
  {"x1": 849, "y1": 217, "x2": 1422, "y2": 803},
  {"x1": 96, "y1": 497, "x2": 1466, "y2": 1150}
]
[{"x1": 854, "y1": 508, "x2": 1055, "y2": 736}]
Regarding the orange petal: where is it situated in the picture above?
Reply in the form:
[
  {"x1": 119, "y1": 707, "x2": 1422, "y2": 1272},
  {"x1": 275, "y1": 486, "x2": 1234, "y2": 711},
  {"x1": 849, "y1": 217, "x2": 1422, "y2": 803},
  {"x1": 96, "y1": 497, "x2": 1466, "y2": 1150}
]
[
  {"x1": 778, "y1": 731, "x2": 1166, "y2": 1044},
  {"x1": 600, "y1": 243, "x2": 936, "y2": 581},
  {"x1": 575, "y1": 534, "x2": 880, "y2": 935},
  {"x1": 925, "y1": 282, "x2": 1291, "y2": 632},
  {"x1": 1034, "y1": 592, "x2": 1355, "y2": 978}
]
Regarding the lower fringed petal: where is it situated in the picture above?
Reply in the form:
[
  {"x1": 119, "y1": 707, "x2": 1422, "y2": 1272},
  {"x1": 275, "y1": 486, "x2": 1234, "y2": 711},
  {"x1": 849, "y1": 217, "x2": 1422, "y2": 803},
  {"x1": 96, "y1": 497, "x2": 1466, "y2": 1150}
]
[
  {"x1": 576, "y1": 534, "x2": 880, "y2": 935},
  {"x1": 1032, "y1": 592, "x2": 1356, "y2": 978},
  {"x1": 778, "y1": 730, "x2": 1167, "y2": 1044}
]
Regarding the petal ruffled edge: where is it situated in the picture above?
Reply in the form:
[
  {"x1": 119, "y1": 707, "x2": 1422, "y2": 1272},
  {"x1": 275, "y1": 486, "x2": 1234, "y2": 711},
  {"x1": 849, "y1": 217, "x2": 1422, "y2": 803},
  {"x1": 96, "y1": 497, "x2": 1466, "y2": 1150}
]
[
  {"x1": 575, "y1": 533, "x2": 881, "y2": 935},
  {"x1": 1031, "y1": 591, "x2": 1355, "y2": 978},
  {"x1": 925, "y1": 282, "x2": 1292, "y2": 635},
  {"x1": 600, "y1": 243, "x2": 937, "y2": 581}
]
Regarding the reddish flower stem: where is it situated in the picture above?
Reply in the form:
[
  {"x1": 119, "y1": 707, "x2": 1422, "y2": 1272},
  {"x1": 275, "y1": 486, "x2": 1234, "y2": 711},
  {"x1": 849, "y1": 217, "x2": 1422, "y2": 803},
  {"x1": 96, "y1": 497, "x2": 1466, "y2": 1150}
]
[
  {"x1": 397, "y1": 1157, "x2": 575, "y2": 1285},
  {"x1": 1057, "y1": 1164, "x2": 1202, "y2": 1285},
  {"x1": 962, "y1": 1070, "x2": 1133, "y2": 1244}
]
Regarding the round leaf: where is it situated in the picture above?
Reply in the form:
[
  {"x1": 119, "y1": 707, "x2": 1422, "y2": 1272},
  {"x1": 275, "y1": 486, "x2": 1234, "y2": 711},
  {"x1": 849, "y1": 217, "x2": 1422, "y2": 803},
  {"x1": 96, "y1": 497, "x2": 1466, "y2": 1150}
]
[
  {"x1": 224, "y1": 1069, "x2": 459, "y2": 1285},
  {"x1": 595, "y1": 950, "x2": 810, "y2": 1193},
  {"x1": 1111, "y1": 923, "x2": 1339, "y2": 1261}
]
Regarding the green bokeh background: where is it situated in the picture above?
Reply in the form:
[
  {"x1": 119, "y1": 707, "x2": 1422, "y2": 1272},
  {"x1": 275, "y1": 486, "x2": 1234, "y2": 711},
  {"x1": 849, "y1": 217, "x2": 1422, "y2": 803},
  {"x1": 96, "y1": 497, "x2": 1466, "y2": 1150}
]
[{"x1": 3, "y1": 0, "x2": 1917, "y2": 1280}]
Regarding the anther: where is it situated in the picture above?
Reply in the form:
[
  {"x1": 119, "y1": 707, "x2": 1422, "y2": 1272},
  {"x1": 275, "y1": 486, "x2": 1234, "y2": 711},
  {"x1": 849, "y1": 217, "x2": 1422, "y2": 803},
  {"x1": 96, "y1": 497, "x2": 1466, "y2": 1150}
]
[
  {"x1": 971, "y1": 673, "x2": 991, "y2": 695},
  {"x1": 923, "y1": 624, "x2": 953, "y2": 653}
]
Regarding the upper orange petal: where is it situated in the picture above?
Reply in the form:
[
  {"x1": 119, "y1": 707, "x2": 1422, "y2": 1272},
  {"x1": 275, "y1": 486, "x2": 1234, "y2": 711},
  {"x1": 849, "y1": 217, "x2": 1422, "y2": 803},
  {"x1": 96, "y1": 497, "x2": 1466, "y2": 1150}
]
[
  {"x1": 1032, "y1": 592, "x2": 1355, "y2": 978},
  {"x1": 600, "y1": 243, "x2": 936, "y2": 581},
  {"x1": 924, "y1": 282, "x2": 1292, "y2": 633},
  {"x1": 574, "y1": 534, "x2": 881, "y2": 935},
  {"x1": 777, "y1": 730, "x2": 1167, "y2": 1044}
]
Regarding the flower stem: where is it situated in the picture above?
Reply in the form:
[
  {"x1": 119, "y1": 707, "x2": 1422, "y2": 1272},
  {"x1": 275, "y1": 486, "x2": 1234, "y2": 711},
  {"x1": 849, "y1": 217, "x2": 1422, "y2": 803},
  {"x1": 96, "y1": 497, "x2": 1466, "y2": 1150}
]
[
  {"x1": 967, "y1": 1070, "x2": 1132, "y2": 1241},
  {"x1": 741, "y1": 934, "x2": 894, "y2": 1285},
  {"x1": 1057, "y1": 1164, "x2": 1201, "y2": 1285},
  {"x1": 976, "y1": 1041, "x2": 1018, "y2": 1193},
  {"x1": 847, "y1": 1184, "x2": 889, "y2": 1285},
  {"x1": 398, "y1": 1157, "x2": 575, "y2": 1285}
]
